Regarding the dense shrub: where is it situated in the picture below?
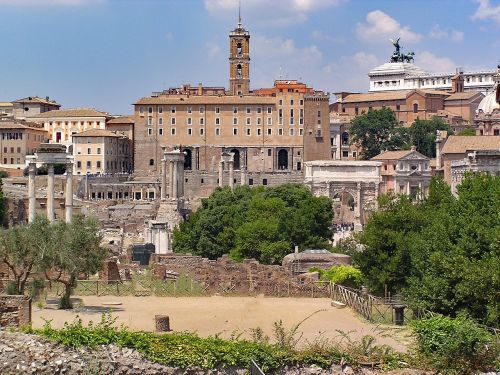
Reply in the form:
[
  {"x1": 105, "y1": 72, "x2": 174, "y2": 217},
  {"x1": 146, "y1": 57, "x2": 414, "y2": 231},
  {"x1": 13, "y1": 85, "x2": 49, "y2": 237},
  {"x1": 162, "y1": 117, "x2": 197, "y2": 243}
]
[
  {"x1": 27, "y1": 313, "x2": 407, "y2": 372},
  {"x1": 311, "y1": 265, "x2": 364, "y2": 289},
  {"x1": 411, "y1": 315, "x2": 499, "y2": 374}
]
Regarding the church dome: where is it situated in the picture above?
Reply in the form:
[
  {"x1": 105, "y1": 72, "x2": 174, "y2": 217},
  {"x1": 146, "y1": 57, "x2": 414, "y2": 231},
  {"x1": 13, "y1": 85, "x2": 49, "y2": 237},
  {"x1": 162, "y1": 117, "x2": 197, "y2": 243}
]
[{"x1": 477, "y1": 90, "x2": 500, "y2": 115}]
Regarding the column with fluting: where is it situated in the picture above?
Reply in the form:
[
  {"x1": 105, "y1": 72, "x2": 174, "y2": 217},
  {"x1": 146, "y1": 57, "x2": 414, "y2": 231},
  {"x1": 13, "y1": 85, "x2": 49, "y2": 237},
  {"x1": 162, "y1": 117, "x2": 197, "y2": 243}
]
[
  {"x1": 65, "y1": 163, "x2": 73, "y2": 223},
  {"x1": 46, "y1": 164, "x2": 55, "y2": 222},
  {"x1": 28, "y1": 162, "x2": 36, "y2": 223},
  {"x1": 161, "y1": 159, "x2": 167, "y2": 200},
  {"x1": 172, "y1": 159, "x2": 178, "y2": 199},
  {"x1": 218, "y1": 160, "x2": 224, "y2": 187}
]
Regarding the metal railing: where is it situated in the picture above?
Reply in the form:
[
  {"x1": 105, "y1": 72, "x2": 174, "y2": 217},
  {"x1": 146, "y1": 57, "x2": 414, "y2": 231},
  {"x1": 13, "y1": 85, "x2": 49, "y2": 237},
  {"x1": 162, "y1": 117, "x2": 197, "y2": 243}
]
[{"x1": 250, "y1": 359, "x2": 265, "y2": 375}]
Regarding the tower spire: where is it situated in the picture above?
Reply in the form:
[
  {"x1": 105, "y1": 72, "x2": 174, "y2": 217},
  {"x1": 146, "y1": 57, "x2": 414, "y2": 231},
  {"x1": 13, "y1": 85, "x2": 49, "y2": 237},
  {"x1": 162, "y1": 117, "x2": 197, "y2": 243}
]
[{"x1": 238, "y1": 0, "x2": 241, "y2": 28}]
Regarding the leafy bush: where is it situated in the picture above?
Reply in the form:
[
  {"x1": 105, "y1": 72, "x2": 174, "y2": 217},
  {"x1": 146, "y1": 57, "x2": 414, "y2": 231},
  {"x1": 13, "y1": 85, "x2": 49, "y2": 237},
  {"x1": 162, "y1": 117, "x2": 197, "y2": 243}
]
[
  {"x1": 411, "y1": 315, "x2": 499, "y2": 373},
  {"x1": 26, "y1": 313, "x2": 408, "y2": 372},
  {"x1": 312, "y1": 265, "x2": 364, "y2": 289}
]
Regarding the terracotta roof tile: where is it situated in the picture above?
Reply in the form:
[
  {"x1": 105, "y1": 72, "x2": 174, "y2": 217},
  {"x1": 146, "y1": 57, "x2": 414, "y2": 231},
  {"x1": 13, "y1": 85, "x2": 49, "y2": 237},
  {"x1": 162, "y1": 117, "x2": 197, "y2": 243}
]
[
  {"x1": 107, "y1": 116, "x2": 134, "y2": 124},
  {"x1": 342, "y1": 91, "x2": 411, "y2": 103},
  {"x1": 0, "y1": 120, "x2": 46, "y2": 131},
  {"x1": 444, "y1": 92, "x2": 483, "y2": 101},
  {"x1": 441, "y1": 136, "x2": 500, "y2": 154},
  {"x1": 12, "y1": 96, "x2": 61, "y2": 106},
  {"x1": 371, "y1": 150, "x2": 413, "y2": 160},
  {"x1": 27, "y1": 108, "x2": 108, "y2": 119},
  {"x1": 72, "y1": 129, "x2": 124, "y2": 138}
]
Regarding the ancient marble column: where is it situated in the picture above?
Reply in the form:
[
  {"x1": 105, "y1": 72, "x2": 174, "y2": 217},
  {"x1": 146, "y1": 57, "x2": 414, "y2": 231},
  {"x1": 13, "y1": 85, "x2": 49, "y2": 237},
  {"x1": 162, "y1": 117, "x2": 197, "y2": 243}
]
[
  {"x1": 166, "y1": 160, "x2": 173, "y2": 198},
  {"x1": 228, "y1": 160, "x2": 234, "y2": 191},
  {"x1": 28, "y1": 162, "x2": 36, "y2": 223},
  {"x1": 65, "y1": 163, "x2": 73, "y2": 223},
  {"x1": 47, "y1": 164, "x2": 55, "y2": 222},
  {"x1": 161, "y1": 159, "x2": 167, "y2": 200},
  {"x1": 172, "y1": 160, "x2": 178, "y2": 199},
  {"x1": 218, "y1": 160, "x2": 224, "y2": 187},
  {"x1": 356, "y1": 182, "x2": 362, "y2": 217},
  {"x1": 240, "y1": 166, "x2": 246, "y2": 186}
]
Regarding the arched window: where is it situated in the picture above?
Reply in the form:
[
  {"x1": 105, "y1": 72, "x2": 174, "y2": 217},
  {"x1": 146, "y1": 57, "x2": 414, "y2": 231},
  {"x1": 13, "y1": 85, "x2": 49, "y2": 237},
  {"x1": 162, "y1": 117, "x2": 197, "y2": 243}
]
[
  {"x1": 277, "y1": 149, "x2": 288, "y2": 170},
  {"x1": 236, "y1": 64, "x2": 242, "y2": 78},
  {"x1": 149, "y1": 158, "x2": 154, "y2": 166},
  {"x1": 230, "y1": 149, "x2": 240, "y2": 170},
  {"x1": 413, "y1": 103, "x2": 419, "y2": 113},
  {"x1": 236, "y1": 42, "x2": 242, "y2": 57},
  {"x1": 183, "y1": 149, "x2": 192, "y2": 170},
  {"x1": 341, "y1": 132, "x2": 349, "y2": 145}
]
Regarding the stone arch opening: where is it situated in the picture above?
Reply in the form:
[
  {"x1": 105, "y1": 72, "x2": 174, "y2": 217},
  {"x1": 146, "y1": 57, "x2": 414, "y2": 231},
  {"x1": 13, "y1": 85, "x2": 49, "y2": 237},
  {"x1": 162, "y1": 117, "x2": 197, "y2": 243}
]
[
  {"x1": 149, "y1": 158, "x2": 154, "y2": 166},
  {"x1": 230, "y1": 149, "x2": 240, "y2": 170},
  {"x1": 341, "y1": 132, "x2": 349, "y2": 145},
  {"x1": 277, "y1": 149, "x2": 288, "y2": 170},
  {"x1": 183, "y1": 148, "x2": 192, "y2": 170}
]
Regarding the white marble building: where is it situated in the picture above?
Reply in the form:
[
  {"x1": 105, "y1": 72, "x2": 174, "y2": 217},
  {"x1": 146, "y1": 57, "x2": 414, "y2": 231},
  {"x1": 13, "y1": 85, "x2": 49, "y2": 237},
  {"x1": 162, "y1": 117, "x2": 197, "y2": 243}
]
[{"x1": 369, "y1": 63, "x2": 495, "y2": 94}]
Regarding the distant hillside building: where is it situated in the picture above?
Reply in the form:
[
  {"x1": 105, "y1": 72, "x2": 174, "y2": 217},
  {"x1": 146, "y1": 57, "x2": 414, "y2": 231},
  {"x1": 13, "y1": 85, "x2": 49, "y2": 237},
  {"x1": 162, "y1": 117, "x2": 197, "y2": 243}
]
[
  {"x1": 72, "y1": 129, "x2": 133, "y2": 175},
  {"x1": 0, "y1": 119, "x2": 47, "y2": 172},
  {"x1": 132, "y1": 16, "x2": 331, "y2": 197},
  {"x1": 12, "y1": 96, "x2": 60, "y2": 119},
  {"x1": 28, "y1": 108, "x2": 109, "y2": 149}
]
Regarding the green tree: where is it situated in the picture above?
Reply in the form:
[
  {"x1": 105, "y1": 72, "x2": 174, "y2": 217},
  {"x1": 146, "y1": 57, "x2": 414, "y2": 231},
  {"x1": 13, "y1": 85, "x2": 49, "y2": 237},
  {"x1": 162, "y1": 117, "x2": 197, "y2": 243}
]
[
  {"x1": 173, "y1": 184, "x2": 333, "y2": 264},
  {"x1": 40, "y1": 215, "x2": 106, "y2": 309},
  {"x1": 408, "y1": 117, "x2": 452, "y2": 157},
  {"x1": 0, "y1": 216, "x2": 52, "y2": 294},
  {"x1": 355, "y1": 175, "x2": 500, "y2": 326},
  {"x1": 0, "y1": 178, "x2": 6, "y2": 227},
  {"x1": 349, "y1": 108, "x2": 409, "y2": 160},
  {"x1": 313, "y1": 265, "x2": 364, "y2": 289}
]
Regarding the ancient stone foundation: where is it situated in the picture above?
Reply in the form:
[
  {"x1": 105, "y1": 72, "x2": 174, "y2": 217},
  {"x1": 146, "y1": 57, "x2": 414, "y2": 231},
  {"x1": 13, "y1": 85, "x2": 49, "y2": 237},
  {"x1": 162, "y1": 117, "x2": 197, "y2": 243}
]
[
  {"x1": 151, "y1": 254, "x2": 332, "y2": 297},
  {"x1": 0, "y1": 295, "x2": 31, "y2": 328}
]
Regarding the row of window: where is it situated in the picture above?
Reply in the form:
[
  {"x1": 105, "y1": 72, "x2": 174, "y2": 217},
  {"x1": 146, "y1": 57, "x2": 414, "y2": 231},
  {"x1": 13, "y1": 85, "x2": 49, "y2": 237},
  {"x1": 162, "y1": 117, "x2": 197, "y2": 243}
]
[
  {"x1": 48, "y1": 121, "x2": 104, "y2": 127},
  {"x1": 3, "y1": 157, "x2": 21, "y2": 164},
  {"x1": 147, "y1": 116, "x2": 306, "y2": 126},
  {"x1": 75, "y1": 147, "x2": 127, "y2": 155},
  {"x1": 139, "y1": 103, "x2": 304, "y2": 116},
  {"x1": 76, "y1": 160, "x2": 127, "y2": 169},
  {"x1": 147, "y1": 127, "x2": 305, "y2": 136},
  {"x1": 3, "y1": 147, "x2": 22, "y2": 153}
]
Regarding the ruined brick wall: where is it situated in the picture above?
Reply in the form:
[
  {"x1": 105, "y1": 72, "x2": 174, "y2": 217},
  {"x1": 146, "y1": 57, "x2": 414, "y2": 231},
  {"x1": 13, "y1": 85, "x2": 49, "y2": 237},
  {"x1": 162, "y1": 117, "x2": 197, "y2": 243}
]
[
  {"x1": 152, "y1": 254, "x2": 332, "y2": 297},
  {"x1": 0, "y1": 295, "x2": 31, "y2": 328},
  {"x1": 99, "y1": 258, "x2": 121, "y2": 283}
]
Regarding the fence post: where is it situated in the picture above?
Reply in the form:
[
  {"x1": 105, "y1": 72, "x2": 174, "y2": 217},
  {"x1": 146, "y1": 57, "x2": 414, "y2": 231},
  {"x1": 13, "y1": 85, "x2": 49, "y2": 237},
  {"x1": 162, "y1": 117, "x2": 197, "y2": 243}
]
[
  {"x1": 174, "y1": 281, "x2": 176, "y2": 297},
  {"x1": 96, "y1": 281, "x2": 99, "y2": 296}
]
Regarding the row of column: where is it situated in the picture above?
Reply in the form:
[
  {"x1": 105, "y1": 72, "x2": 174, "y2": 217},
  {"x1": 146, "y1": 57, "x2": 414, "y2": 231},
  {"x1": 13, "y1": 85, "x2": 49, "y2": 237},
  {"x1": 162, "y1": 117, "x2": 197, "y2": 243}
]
[
  {"x1": 28, "y1": 162, "x2": 73, "y2": 223},
  {"x1": 160, "y1": 149, "x2": 185, "y2": 200}
]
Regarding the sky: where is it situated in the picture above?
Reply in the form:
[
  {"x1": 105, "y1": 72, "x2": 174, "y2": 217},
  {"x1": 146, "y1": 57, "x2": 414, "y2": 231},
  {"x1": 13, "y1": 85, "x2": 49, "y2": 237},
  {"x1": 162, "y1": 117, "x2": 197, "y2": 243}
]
[{"x1": 0, "y1": 0, "x2": 499, "y2": 114}]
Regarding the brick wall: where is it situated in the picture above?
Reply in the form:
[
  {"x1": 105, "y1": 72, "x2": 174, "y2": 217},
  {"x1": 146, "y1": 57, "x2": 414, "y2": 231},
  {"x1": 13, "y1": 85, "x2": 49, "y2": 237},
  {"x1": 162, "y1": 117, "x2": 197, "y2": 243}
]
[{"x1": 0, "y1": 295, "x2": 31, "y2": 328}]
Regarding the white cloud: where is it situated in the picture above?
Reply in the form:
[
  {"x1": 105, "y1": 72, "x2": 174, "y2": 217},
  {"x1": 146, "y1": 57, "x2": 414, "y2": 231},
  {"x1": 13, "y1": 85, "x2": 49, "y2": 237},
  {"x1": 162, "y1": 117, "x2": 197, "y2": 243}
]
[
  {"x1": 165, "y1": 32, "x2": 174, "y2": 42},
  {"x1": 205, "y1": 42, "x2": 222, "y2": 59},
  {"x1": 310, "y1": 30, "x2": 345, "y2": 43},
  {"x1": 0, "y1": 0, "x2": 102, "y2": 5},
  {"x1": 204, "y1": 0, "x2": 342, "y2": 27},
  {"x1": 324, "y1": 52, "x2": 379, "y2": 92},
  {"x1": 428, "y1": 25, "x2": 464, "y2": 43},
  {"x1": 417, "y1": 51, "x2": 456, "y2": 73},
  {"x1": 250, "y1": 34, "x2": 323, "y2": 87},
  {"x1": 472, "y1": 0, "x2": 500, "y2": 23},
  {"x1": 356, "y1": 10, "x2": 422, "y2": 44}
]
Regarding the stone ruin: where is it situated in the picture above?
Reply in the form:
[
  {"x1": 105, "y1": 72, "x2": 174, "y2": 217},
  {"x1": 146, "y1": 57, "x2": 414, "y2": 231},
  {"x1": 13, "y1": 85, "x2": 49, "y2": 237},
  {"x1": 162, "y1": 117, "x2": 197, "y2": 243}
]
[
  {"x1": 151, "y1": 254, "x2": 333, "y2": 297},
  {"x1": 0, "y1": 295, "x2": 31, "y2": 328}
]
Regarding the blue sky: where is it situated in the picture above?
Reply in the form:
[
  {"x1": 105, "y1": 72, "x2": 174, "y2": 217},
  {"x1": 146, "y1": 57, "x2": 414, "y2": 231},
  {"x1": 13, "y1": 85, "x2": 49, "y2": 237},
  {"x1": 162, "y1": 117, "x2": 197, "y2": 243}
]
[{"x1": 0, "y1": 0, "x2": 499, "y2": 114}]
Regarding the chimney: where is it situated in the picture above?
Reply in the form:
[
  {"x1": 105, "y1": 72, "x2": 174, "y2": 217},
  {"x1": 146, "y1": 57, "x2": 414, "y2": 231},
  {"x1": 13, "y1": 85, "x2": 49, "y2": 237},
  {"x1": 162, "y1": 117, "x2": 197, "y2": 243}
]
[
  {"x1": 294, "y1": 245, "x2": 299, "y2": 254},
  {"x1": 411, "y1": 145, "x2": 417, "y2": 151},
  {"x1": 198, "y1": 83, "x2": 203, "y2": 96}
]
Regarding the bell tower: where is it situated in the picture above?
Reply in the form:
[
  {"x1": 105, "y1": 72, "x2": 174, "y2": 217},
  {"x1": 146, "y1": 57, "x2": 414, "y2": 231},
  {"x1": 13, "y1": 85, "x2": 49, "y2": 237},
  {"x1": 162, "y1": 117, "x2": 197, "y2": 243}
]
[{"x1": 229, "y1": 6, "x2": 250, "y2": 95}]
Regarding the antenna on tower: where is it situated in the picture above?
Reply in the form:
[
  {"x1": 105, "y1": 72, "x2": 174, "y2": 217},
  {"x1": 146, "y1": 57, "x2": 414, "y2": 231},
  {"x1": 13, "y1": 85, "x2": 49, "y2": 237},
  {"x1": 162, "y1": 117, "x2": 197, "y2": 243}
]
[{"x1": 238, "y1": 0, "x2": 242, "y2": 27}]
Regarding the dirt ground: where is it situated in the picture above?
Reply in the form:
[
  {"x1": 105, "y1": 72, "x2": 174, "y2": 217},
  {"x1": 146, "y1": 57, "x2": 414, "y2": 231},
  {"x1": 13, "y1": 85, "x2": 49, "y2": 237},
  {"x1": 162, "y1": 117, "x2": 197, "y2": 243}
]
[{"x1": 33, "y1": 295, "x2": 411, "y2": 352}]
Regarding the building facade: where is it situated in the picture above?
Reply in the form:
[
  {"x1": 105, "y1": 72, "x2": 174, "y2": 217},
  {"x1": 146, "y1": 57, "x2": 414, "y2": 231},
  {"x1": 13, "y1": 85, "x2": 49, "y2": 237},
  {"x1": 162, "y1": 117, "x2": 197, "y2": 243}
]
[
  {"x1": 28, "y1": 108, "x2": 109, "y2": 148},
  {"x1": 371, "y1": 148, "x2": 431, "y2": 197},
  {"x1": 12, "y1": 96, "x2": 60, "y2": 119},
  {"x1": 369, "y1": 63, "x2": 495, "y2": 94},
  {"x1": 72, "y1": 129, "x2": 133, "y2": 175},
  {"x1": 133, "y1": 18, "x2": 331, "y2": 196},
  {"x1": 0, "y1": 120, "x2": 47, "y2": 171}
]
